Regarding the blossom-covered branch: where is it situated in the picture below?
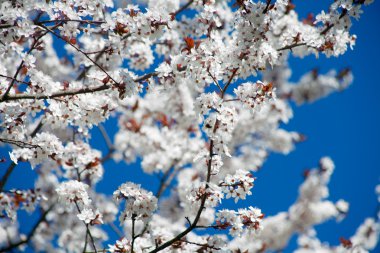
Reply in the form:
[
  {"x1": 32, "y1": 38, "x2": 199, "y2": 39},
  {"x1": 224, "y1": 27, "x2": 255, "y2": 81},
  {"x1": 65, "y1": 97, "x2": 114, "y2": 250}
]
[{"x1": 0, "y1": 0, "x2": 378, "y2": 252}]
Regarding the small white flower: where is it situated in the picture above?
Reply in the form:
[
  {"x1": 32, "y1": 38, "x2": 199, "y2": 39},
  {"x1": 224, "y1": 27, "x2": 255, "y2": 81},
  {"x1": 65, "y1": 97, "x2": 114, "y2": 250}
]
[
  {"x1": 336, "y1": 199, "x2": 349, "y2": 213},
  {"x1": 56, "y1": 180, "x2": 91, "y2": 206},
  {"x1": 234, "y1": 81, "x2": 275, "y2": 111},
  {"x1": 77, "y1": 208, "x2": 95, "y2": 224},
  {"x1": 113, "y1": 182, "x2": 157, "y2": 223},
  {"x1": 220, "y1": 169, "x2": 255, "y2": 203},
  {"x1": 195, "y1": 92, "x2": 222, "y2": 116}
]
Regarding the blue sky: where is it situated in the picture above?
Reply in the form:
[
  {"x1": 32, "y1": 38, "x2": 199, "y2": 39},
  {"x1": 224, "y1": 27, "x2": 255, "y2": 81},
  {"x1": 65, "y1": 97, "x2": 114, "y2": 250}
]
[
  {"x1": 251, "y1": 0, "x2": 380, "y2": 251},
  {"x1": 1, "y1": 0, "x2": 379, "y2": 252}
]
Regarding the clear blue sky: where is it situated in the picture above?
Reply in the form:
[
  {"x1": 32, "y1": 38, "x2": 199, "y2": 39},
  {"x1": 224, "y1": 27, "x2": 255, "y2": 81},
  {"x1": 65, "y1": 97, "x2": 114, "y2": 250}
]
[
  {"x1": 1, "y1": 0, "x2": 379, "y2": 252},
  {"x1": 251, "y1": 0, "x2": 380, "y2": 251}
]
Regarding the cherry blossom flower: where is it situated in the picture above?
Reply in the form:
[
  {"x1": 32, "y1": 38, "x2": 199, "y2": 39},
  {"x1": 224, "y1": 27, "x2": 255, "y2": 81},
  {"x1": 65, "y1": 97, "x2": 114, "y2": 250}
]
[
  {"x1": 234, "y1": 81, "x2": 275, "y2": 111},
  {"x1": 113, "y1": 182, "x2": 157, "y2": 223},
  {"x1": 108, "y1": 238, "x2": 131, "y2": 253},
  {"x1": 77, "y1": 208, "x2": 96, "y2": 224},
  {"x1": 220, "y1": 169, "x2": 255, "y2": 203},
  {"x1": 56, "y1": 180, "x2": 91, "y2": 207}
]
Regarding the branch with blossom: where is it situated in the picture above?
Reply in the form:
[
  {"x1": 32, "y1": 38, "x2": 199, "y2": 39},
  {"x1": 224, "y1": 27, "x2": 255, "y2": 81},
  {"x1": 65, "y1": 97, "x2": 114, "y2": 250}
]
[{"x1": 0, "y1": 0, "x2": 378, "y2": 253}]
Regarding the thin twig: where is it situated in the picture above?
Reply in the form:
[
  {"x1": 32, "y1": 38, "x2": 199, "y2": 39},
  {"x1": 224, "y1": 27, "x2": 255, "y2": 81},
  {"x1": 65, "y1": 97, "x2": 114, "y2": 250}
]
[
  {"x1": 277, "y1": 8, "x2": 349, "y2": 52},
  {"x1": 100, "y1": 150, "x2": 114, "y2": 164},
  {"x1": 262, "y1": 0, "x2": 272, "y2": 14},
  {"x1": 131, "y1": 215, "x2": 136, "y2": 253},
  {"x1": 173, "y1": 0, "x2": 194, "y2": 17},
  {"x1": 223, "y1": 98, "x2": 239, "y2": 102},
  {"x1": 1, "y1": 51, "x2": 31, "y2": 101},
  {"x1": 1, "y1": 72, "x2": 157, "y2": 102},
  {"x1": 0, "y1": 22, "x2": 61, "y2": 102},
  {"x1": 83, "y1": 227, "x2": 89, "y2": 253},
  {"x1": 222, "y1": 68, "x2": 239, "y2": 95},
  {"x1": 0, "y1": 120, "x2": 43, "y2": 192},
  {"x1": 0, "y1": 74, "x2": 31, "y2": 86},
  {"x1": 0, "y1": 203, "x2": 55, "y2": 252},
  {"x1": 0, "y1": 24, "x2": 14, "y2": 29},
  {"x1": 148, "y1": 67, "x2": 235, "y2": 253},
  {"x1": 156, "y1": 168, "x2": 173, "y2": 198},
  {"x1": 75, "y1": 201, "x2": 98, "y2": 253},
  {"x1": 148, "y1": 142, "x2": 215, "y2": 253},
  {"x1": 0, "y1": 138, "x2": 40, "y2": 149},
  {"x1": 37, "y1": 24, "x2": 120, "y2": 86},
  {"x1": 156, "y1": 167, "x2": 181, "y2": 199},
  {"x1": 0, "y1": 163, "x2": 16, "y2": 192},
  {"x1": 38, "y1": 19, "x2": 105, "y2": 25},
  {"x1": 86, "y1": 228, "x2": 97, "y2": 253},
  {"x1": 207, "y1": 69, "x2": 223, "y2": 93},
  {"x1": 98, "y1": 124, "x2": 114, "y2": 150},
  {"x1": 277, "y1": 42, "x2": 307, "y2": 51},
  {"x1": 135, "y1": 165, "x2": 181, "y2": 242},
  {"x1": 193, "y1": 225, "x2": 220, "y2": 229},
  {"x1": 178, "y1": 239, "x2": 221, "y2": 250},
  {"x1": 108, "y1": 222, "x2": 124, "y2": 238},
  {"x1": 320, "y1": 8, "x2": 348, "y2": 35},
  {"x1": 75, "y1": 34, "x2": 131, "y2": 81}
]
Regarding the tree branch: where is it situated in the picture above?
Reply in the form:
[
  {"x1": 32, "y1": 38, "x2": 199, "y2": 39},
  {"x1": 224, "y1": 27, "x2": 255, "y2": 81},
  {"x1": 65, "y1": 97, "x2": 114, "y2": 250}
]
[
  {"x1": 156, "y1": 166, "x2": 181, "y2": 199},
  {"x1": 207, "y1": 69, "x2": 223, "y2": 93},
  {"x1": 0, "y1": 74, "x2": 31, "y2": 86},
  {"x1": 0, "y1": 72, "x2": 157, "y2": 102},
  {"x1": 37, "y1": 24, "x2": 120, "y2": 87},
  {"x1": 0, "y1": 163, "x2": 16, "y2": 193},
  {"x1": 277, "y1": 42, "x2": 307, "y2": 51},
  {"x1": 222, "y1": 68, "x2": 239, "y2": 96},
  {"x1": 0, "y1": 203, "x2": 55, "y2": 252},
  {"x1": 98, "y1": 124, "x2": 114, "y2": 151},
  {"x1": 131, "y1": 214, "x2": 136, "y2": 253},
  {"x1": 74, "y1": 201, "x2": 98, "y2": 253},
  {"x1": 173, "y1": 0, "x2": 195, "y2": 17},
  {"x1": 37, "y1": 19, "x2": 105, "y2": 25},
  {"x1": 0, "y1": 21, "x2": 61, "y2": 102},
  {"x1": 0, "y1": 138, "x2": 40, "y2": 149},
  {"x1": 277, "y1": 8, "x2": 350, "y2": 52},
  {"x1": 178, "y1": 239, "x2": 221, "y2": 250},
  {"x1": 148, "y1": 68, "x2": 235, "y2": 253},
  {"x1": 0, "y1": 120, "x2": 43, "y2": 192}
]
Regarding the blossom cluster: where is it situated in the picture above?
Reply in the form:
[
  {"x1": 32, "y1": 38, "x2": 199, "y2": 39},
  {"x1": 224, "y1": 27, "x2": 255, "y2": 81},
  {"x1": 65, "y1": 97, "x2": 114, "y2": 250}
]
[
  {"x1": 108, "y1": 237, "x2": 131, "y2": 253},
  {"x1": 216, "y1": 207, "x2": 264, "y2": 237},
  {"x1": 56, "y1": 180, "x2": 92, "y2": 207},
  {"x1": 56, "y1": 180, "x2": 104, "y2": 226},
  {"x1": 113, "y1": 182, "x2": 157, "y2": 223},
  {"x1": 0, "y1": 189, "x2": 45, "y2": 221},
  {"x1": 220, "y1": 169, "x2": 255, "y2": 203},
  {"x1": 234, "y1": 81, "x2": 275, "y2": 111}
]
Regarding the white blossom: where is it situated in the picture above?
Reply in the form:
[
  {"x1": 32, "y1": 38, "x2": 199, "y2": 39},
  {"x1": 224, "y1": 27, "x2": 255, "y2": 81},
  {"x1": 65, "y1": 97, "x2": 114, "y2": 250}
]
[
  {"x1": 234, "y1": 81, "x2": 275, "y2": 111},
  {"x1": 220, "y1": 169, "x2": 255, "y2": 203},
  {"x1": 56, "y1": 180, "x2": 91, "y2": 207},
  {"x1": 77, "y1": 208, "x2": 95, "y2": 224},
  {"x1": 113, "y1": 182, "x2": 157, "y2": 223}
]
